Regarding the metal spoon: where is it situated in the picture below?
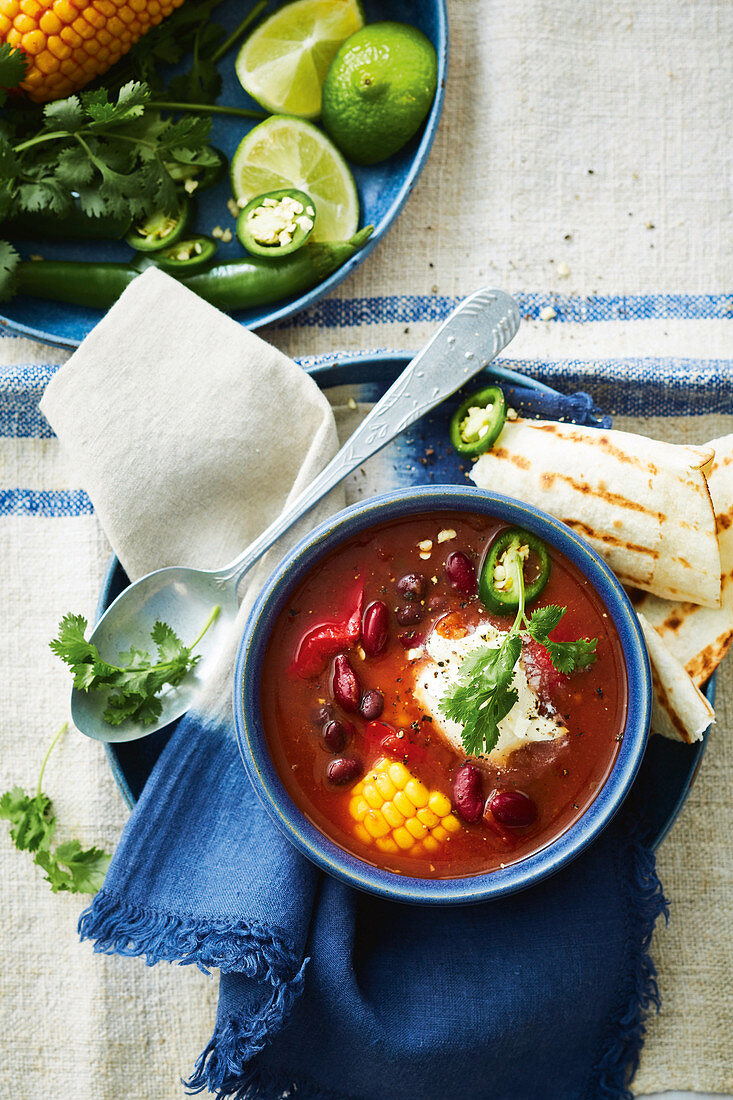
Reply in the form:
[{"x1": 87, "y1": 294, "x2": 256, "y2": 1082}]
[{"x1": 72, "y1": 288, "x2": 521, "y2": 742}]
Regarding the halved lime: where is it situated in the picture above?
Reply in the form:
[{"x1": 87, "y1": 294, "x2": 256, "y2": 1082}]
[
  {"x1": 231, "y1": 116, "x2": 359, "y2": 242},
  {"x1": 236, "y1": 0, "x2": 364, "y2": 119}
]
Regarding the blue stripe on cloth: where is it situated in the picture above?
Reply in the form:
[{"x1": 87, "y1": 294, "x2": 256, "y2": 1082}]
[
  {"x1": 0, "y1": 488, "x2": 93, "y2": 516},
  {"x1": 275, "y1": 292, "x2": 733, "y2": 328},
  {"x1": 0, "y1": 357, "x2": 730, "y2": 438}
]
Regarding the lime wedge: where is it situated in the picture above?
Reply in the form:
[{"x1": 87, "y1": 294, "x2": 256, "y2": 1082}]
[
  {"x1": 236, "y1": 0, "x2": 364, "y2": 119},
  {"x1": 231, "y1": 116, "x2": 359, "y2": 242}
]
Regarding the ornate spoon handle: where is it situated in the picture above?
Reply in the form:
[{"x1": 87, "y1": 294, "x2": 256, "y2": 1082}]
[{"x1": 217, "y1": 288, "x2": 520, "y2": 588}]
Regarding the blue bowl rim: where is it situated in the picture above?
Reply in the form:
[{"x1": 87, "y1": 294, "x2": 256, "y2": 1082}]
[
  {"x1": 0, "y1": 1, "x2": 449, "y2": 350},
  {"x1": 234, "y1": 484, "x2": 653, "y2": 905}
]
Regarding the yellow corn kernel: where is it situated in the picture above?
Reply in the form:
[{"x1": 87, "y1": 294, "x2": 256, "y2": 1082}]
[
  {"x1": 20, "y1": 26, "x2": 44, "y2": 50},
  {"x1": 47, "y1": 33, "x2": 72, "y2": 57},
  {"x1": 388, "y1": 761, "x2": 409, "y2": 788},
  {"x1": 374, "y1": 772, "x2": 396, "y2": 801},
  {"x1": 349, "y1": 798, "x2": 368, "y2": 823},
  {"x1": 393, "y1": 790, "x2": 414, "y2": 818},
  {"x1": 6, "y1": 26, "x2": 21, "y2": 44},
  {"x1": 405, "y1": 817, "x2": 428, "y2": 840},
  {"x1": 404, "y1": 779, "x2": 429, "y2": 809},
  {"x1": 13, "y1": 12, "x2": 36, "y2": 31},
  {"x1": 417, "y1": 807, "x2": 439, "y2": 829},
  {"x1": 443, "y1": 814, "x2": 461, "y2": 834},
  {"x1": 375, "y1": 838, "x2": 399, "y2": 854},
  {"x1": 38, "y1": 8, "x2": 59, "y2": 30},
  {"x1": 353, "y1": 823, "x2": 370, "y2": 845},
  {"x1": 362, "y1": 783, "x2": 383, "y2": 811},
  {"x1": 53, "y1": 0, "x2": 76, "y2": 20},
  {"x1": 392, "y1": 827, "x2": 415, "y2": 850},
  {"x1": 21, "y1": 1, "x2": 44, "y2": 15},
  {"x1": 35, "y1": 47, "x2": 59, "y2": 71},
  {"x1": 423, "y1": 836, "x2": 439, "y2": 853},
  {"x1": 428, "y1": 791, "x2": 452, "y2": 817},
  {"x1": 0, "y1": 1, "x2": 19, "y2": 15},
  {"x1": 363, "y1": 811, "x2": 390, "y2": 840},
  {"x1": 432, "y1": 824, "x2": 449, "y2": 842},
  {"x1": 381, "y1": 801, "x2": 404, "y2": 829},
  {"x1": 0, "y1": 14, "x2": 11, "y2": 31}
]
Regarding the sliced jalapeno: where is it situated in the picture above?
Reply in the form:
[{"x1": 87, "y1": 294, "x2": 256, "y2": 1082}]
[
  {"x1": 146, "y1": 236, "x2": 219, "y2": 273},
  {"x1": 236, "y1": 188, "x2": 316, "y2": 258},
  {"x1": 479, "y1": 528, "x2": 551, "y2": 614},
  {"x1": 125, "y1": 197, "x2": 194, "y2": 253},
  {"x1": 450, "y1": 385, "x2": 507, "y2": 456}
]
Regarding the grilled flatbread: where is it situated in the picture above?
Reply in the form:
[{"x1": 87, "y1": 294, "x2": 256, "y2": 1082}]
[
  {"x1": 633, "y1": 434, "x2": 733, "y2": 685},
  {"x1": 470, "y1": 419, "x2": 721, "y2": 608},
  {"x1": 638, "y1": 613, "x2": 715, "y2": 743}
]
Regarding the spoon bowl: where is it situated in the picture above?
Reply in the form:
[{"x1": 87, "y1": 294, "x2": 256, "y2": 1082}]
[
  {"x1": 71, "y1": 287, "x2": 521, "y2": 741},
  {"x1": 71, "y1": 566, "x2": 238, "y2": 743}
]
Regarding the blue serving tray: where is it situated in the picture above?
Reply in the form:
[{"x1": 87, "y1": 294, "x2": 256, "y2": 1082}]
[
  {"x1": 97, "y1": 351, "x2": 715, "y2": 850},
  {"x1": 0, "y1": 0, "x2": 448, "y2": 348}
]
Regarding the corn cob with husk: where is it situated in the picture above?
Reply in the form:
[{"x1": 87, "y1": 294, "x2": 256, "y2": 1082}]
[{"x1": 0, "y1": 0, "x2": 185, "y2": 103}]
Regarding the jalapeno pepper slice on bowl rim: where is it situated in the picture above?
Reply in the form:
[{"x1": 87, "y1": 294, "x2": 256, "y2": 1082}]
[
  {"x1": 479, "y1": 526, "x2": 551, "y2": 613},
  {"x1": 237, "y1": 188, "x2": 317, "y2": 258},
  {"x1": 125, "y1": 196, "x2": 194, "y2": 253},
  {"x1": 450, "y1": 385, "x2": 507, "y2": 456}
]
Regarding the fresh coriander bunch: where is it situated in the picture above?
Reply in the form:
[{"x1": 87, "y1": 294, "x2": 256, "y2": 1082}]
[{"x1": 440, "y1": 539, "x2": 598, "y2": 758}]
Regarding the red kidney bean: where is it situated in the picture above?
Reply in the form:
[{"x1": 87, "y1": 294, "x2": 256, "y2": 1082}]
[
  {"x1": 359, "y1": 689, "x2": 384, "y2": 720},
  {"x1": 395, "y1": 603, "x2": 424, "y2": 626},
  {"x1": 397, "y1": 629, "x2": 422, "y2": 648},
  {"x1": 396, "y1": 572, "x2": 426, "y2": 601},
  {"x1": 452, "y1": 763, "x2": 485, "y2": 824},
  {"x1": 332, "y1": 654, "x2": 360, "y2": 712},
  {"x1": 314, "y1": 704, "x2": 333, "y2": 726},
  {"x1": 489, "y1": 790, "x2": 538, "y2": 827},
  {"x1": 323, "y1": 719, "x2": 347, "y2": 753},
  {"x1": 362, "y1": 600, "x2": 389, "y2": 657},
  {"x1": 326, "y1": 756, "x2": 362, "y2": 785},
  {"x1": 445, "y1": 551, "x2": 477, "y2": 595}
]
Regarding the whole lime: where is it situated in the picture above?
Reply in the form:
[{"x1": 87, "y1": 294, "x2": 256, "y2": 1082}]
[{"x1": 321, "y1": 22, "x2": 438, "y2": 165}]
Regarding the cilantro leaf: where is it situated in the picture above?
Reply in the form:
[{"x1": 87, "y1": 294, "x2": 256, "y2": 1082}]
[
  {"x1": 527, "y1": 604, "x2": 565, "y2": 645},
  {"x1": 1, "y1": 725, "x2": 110, "y2": 896},
  {"x1": 546, "y1": 638, "x2": 598, "y2": 675},
  {"x1": 50, "y1": 605, "x2": 219, "y2": 729},
  {"x1": 439, "y1": 636, "x2": 522, "y2": 757},
  {"x1": 0, "y1": 44, "x2": 28, "y2": 107}
]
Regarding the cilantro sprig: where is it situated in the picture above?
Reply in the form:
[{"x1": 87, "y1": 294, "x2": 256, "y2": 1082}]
[
  {"x1": 50, "y1": 605, "x2": 220, "y2": 727},
  {"x1": 0, "y1": 723, "x2": 110, "y2": 894},
  {"x1": 0, "y1": 43, "x2": 27, "y2": 108},
  {"x1": 439, "y1": 545, "x2": 598, "y2": 757}
]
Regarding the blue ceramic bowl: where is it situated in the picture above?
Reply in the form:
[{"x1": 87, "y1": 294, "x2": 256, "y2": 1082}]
[
  {"x1": 234, "y1": 485, "x2": 652, "y2": 904},
  {"x1": 0, "y1": 0, "x2": 448, "y2": 348}
]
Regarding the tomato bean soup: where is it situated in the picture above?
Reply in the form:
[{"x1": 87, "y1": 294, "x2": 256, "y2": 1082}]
[{"x1": 260, "y1": 512, "x2": 627, "y2": 879}]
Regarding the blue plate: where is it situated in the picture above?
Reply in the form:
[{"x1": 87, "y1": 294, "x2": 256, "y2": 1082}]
[
  {"x1": 98, "y1": 351, "x2": 715, "y2": 852},
  {"x1": 0, "y1": 0, "x2": 448, "y2": 348}
]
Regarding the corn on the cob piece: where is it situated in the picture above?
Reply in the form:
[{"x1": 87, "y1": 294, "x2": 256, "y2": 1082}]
[
  {"x1": 0, "y1": 0, "x2": 185, "y2": 104},
  {"x1": 348, "y1": 757, "x2": 462, "y2": 857}
]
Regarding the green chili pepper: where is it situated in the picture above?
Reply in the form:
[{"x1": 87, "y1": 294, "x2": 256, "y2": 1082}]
[
  {"x1": 125, "y1": 197, "x2": 194, "y2": 253},
  {"x1": 236, "y1": 188, "x2": 316, "y2": 258},
  {"x1": 180, "y1": 226, "x2": 373, "y2": 310},
  {"x1": 4, "y1": 205, "x2": 132, "y2": 242},
  {"x1": 13, "y1": 260, "x2": 140, "y2": 310},
  {"x1": 479, "y1": 527, "x2": 551, "y2": 614},
  {"x1": 6, "y1": 226, "x2": 374, "y2": 312},
  {"x1": 450, "y1": 385, "x2": 507, "y2": 456},
  {"x1": 138, "y1": 236, "x2": 219, "y2": 274}
]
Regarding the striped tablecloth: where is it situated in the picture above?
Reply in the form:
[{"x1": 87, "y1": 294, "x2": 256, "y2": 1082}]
[{"x1": 1, "y1": 0, "x2": 731, "y2": 1096}]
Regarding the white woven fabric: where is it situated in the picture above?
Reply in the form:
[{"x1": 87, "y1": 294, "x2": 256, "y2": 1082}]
[{"x1": 0, "y1": 0, "x2": 731, "y2": 1097}]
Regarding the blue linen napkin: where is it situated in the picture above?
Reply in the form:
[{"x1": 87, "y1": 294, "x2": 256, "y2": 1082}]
[{"x1": 41, "y1": 274, "x2": 666, "y2": 1099}]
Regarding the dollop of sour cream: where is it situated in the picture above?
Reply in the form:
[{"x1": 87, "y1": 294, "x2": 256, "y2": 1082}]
[{"x1": 413, "y1": 620, "x2": 567, "y2": 765}]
